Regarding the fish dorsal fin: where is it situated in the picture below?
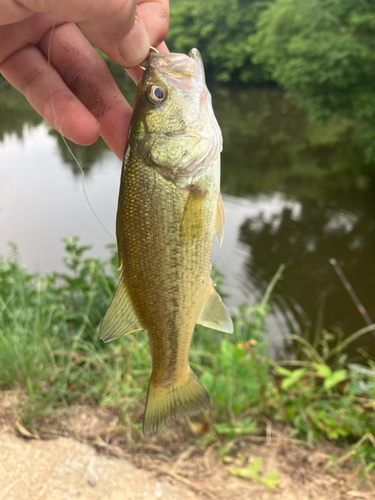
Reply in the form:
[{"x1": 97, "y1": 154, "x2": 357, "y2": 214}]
[
  {"x1": 181, "y1": 188, "x2": 207, "y2": 243},
  {"x1": 197, "y1": 282, "x2": 233, "y2": 333},
  {"x1": 215, "y1": 193, "x2": 225, "y2": 247},
  {"x1": 99, "y1": 277, "x2": 143, "y2": 343}
]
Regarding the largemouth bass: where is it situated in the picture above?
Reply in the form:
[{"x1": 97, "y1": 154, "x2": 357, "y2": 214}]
[{"x1": 99, "y1": 49, "x2": 233, "y2": 436}]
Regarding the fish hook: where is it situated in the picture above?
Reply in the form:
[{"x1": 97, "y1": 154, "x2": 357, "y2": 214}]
[{"x1": 138, "y1": 46, "x2": 159, "y2": 71}]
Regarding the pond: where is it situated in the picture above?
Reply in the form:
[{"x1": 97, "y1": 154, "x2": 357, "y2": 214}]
[{"x1": 1, "y1": 77, "x2": 375, "y2": 358}]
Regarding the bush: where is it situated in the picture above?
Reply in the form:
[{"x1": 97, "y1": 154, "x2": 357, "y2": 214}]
[
  {"x1": 167, "y1": 0, "x2": 272, "y2": 83},
  {"x1": 250, "y1": 0, "x2": 375, "y2": 163},
  {"x1": 0, "y1": 239, "x2": 374, "y2": 462}
]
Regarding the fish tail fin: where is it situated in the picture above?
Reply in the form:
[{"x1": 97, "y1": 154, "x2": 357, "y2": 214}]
[{"x1": 142, "y1": 368, "x2": 210, "y2": 437}]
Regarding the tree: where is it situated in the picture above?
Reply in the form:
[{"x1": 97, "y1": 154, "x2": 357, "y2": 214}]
[
  {"x1": 250, "y1": 0, "x2": 375, "y2": 163},
  {"x1": 167, "y1": 0, "x2": 272, "y2": 83}
]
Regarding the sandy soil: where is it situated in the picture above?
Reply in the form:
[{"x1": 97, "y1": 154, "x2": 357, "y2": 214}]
[
  {"x1": 1, "y1": 390, "x2": 374, "y2": 500},
  {"x1": 0, "y1": 433, "x2": 199, "y2": 500}
]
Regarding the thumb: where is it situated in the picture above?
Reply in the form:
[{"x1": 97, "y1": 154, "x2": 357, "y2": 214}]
[{"x1": 78, "y1": 3, "x2": 150, "y2": 68}]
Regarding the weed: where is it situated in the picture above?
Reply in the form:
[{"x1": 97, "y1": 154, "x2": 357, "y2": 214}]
[
  {"x1": 227, "y1": 457, "x2": 280, "y2": 489},
  {"x1": 0, "y1": 238, "x2": 375, "y2": 469}
]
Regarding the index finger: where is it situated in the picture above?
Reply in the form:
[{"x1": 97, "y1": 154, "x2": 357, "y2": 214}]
[{"x1": 1, "y1": 0, "x2": 153, "y2": 68}]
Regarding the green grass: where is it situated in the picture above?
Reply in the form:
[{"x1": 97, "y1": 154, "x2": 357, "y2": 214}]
[{"x1": 0, "y1": 237, "x2": 375, "y2": 464}]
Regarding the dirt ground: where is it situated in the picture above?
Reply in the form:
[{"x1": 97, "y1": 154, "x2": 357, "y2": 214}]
[{"x1": 1, "y1": 390, "x2": 374, "y2": 500}]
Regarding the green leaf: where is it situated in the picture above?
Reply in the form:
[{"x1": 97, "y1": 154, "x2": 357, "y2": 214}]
[
  {"x1": 214, "y1": 422, "x2": 235, "y2": 436},
  {"x1": 261, "y1": 471, "x2": 280, "y2": 489},
  {"x1": 252, "y1": 457, "x2": 263, "y2": 474},
  {"x1": 218, "y1": 441, "x2": 234, "y2": 460},
  {"x1": 201, "y1": 370, "x2": 214, "y2": 392},
  {"x1": 275, "y1": 366, "x2": 292, "y2": 376},
  {"x1": 214, "y1": 418, "x2": 257, "y2": 438},
  {"x1": 324, "y1": 370, "x2": 347, "y2": 390},
  {"x1": 26, "y1": 377, "x2": 34, "y2": 397},
  {"x1": 281, "y1": 368, "x2": 307, "y2": 390},
  {"x1": 227, "y1": 458, "x2": 263, "y2": 481},
  {"x1": 315, "y1": 364, "x2": 332, "y2": 378}
]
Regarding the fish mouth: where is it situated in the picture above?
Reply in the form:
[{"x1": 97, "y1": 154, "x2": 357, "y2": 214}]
[{"x1": 144, "y1": 49, "x2": 206, "y2": 84}]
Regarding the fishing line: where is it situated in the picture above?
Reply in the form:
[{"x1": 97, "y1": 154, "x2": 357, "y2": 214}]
[{"x1": 47, "y1": 18, "x2": 115, "y2": 242}]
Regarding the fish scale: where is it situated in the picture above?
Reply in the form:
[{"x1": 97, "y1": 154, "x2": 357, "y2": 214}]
[
  {"x1": 99, "y1": 49, "x2": 233, "y2": 436},
  {"x1": 123, "y1": 162, "x2": 216, "y2": 379}
]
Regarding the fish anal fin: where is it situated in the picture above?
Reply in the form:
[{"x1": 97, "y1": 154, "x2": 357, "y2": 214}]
[
  {"x1": 215, "y1": 192, "x2": 225, "y2": 247},
  {"x1": 181, "y1": 188, "x2": 207, "y2": 243},
  {"x1": 197, "y1": 282, "x2": 233, "y2": 333},
  {"x1": 143, "y1": 368, "x2": 210, "y2": 437},
  {"x1": 99, "y1": 277, "x2": 143, "y2": 343}
]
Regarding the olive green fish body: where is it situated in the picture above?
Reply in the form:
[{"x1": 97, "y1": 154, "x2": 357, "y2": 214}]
[
  {"x1": 100, "y1": 50, "x2": 233, "y2": 436},
  {"x1": 121, "y1": 156, "x2": 219, "y2": 379}
]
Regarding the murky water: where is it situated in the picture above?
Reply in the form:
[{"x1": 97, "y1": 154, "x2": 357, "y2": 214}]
[{"x1": 1, "y1": 79, "x2": 375, "y2": 357}]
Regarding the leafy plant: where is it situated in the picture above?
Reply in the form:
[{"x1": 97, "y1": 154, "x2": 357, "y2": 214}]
[
  {"x1": 168, "y1": 0, "x2": 272, "y2": 83},
  {"x1": 227, "y1": 457, "x2": 280, "y2": 489},
  {"x1": 214, "y1": 417, "x2": 257, "y2": 438},
  {"x1": 250, "y1": 0, "x2": 375, "y2": 163},
  {"x1": 270, "y1": 329, "x2": 375, "y2": 445},
  {"x1": 315, "y1": 364, "x2": 347, "y2": 390},
  {"x1": 1, "y1": 239, "x2": 375, "y2": 466}
]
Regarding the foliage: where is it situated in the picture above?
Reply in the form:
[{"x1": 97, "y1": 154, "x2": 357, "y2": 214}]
[
  {"x1": 0, "y1": 239, "x2": 375, "y2": 464},
  {"x1": 250, "y1": 0, "x2": 375, "y2": 162},
  {"x1": 214, "y1": 86, "x2": 375, "y2": 196},
  {"x1": 0, "y1": 80, "x2": 43, "y2": 141},
  {"x1": 0, "y1": 238, "x2": 122, "y2": 413},
  {"x1": 167, "y1": 0, "x2": 271, "y2": 83},
  {"x1": 270, "y1": 327, "x2": 375, "y2": 452},
  {"x1": 214, "y1": 417, "x2": 257, "y2": 439},
  {"x1": 227, "y1": 457, "x2": 280, "y2": 489}
]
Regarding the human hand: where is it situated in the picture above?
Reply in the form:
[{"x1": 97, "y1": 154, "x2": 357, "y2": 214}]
[{"x1": 0, "y1": 0, "x2": 169, "y2": 159}]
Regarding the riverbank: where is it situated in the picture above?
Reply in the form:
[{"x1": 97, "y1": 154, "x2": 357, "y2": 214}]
[
  {"x1": 1, "y1": 390, "x2": 374, "y2": 499},
  {"x1": 1, "y1": 238, "x2": 374, "y2": 482}
]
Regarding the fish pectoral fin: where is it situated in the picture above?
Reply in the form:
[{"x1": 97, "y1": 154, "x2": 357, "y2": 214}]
[
  {"x1": 180, "y1": 188, "x2": 207, "y2": 243},
  {"x1": 197, "y1": 282, "x2": 233, "y2": 333},
  {"x1": 215, "y1": 192, "x2": 225, "y2": 247},
  {"x1": 99, "y1": 277, "x2": 143, "y2": 343}
]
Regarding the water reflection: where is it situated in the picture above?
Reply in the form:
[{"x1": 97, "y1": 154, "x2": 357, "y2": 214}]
[
  {"x1": 1, "y1": 79, "x2": 375, "y2": 356},
  {"x1": 239, "y1": 199, "x2": 375, "y2": 356},
  {"x1": 48, "y1": 77, "x2": 137, "y2": 176},
  {"x1": 0, "y1": 82, "x2": 43, "y2": 141},
  {"x1": 52, "y1": 133, "x2": 110, "y2": 176},
  {"x1": 214, "y1": 87, "x2": 372, "y2": 196}
]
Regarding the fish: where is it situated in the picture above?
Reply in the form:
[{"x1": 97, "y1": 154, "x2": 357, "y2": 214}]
[{"x1": 99, "y1": 48, "x2": 233, "y2": 437}]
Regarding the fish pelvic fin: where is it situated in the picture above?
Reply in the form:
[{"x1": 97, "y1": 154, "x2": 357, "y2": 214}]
[
  {"x1": 142, "y1": 369, "x2": 210, "y2": 437},
  {"x1": 197, "y1": 281, "x2": 233, "y2": 333},
  {"x1": 99, "y1": 277, "x2": 143, "y2": 343}
]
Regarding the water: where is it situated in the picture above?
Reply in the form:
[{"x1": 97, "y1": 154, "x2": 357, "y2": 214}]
[{"x1": 1, "y1": 80, "x2": 375, "y2": 358}]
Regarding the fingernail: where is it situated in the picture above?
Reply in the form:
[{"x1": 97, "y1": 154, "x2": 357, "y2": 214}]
[{"x1": 120, "y1": 19, "x2": 150, "y2": 69}]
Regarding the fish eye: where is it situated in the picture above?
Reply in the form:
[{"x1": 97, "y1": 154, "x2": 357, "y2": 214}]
[{"x1": 148, "y1": 85, "x2": 166, "y2": 105}]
